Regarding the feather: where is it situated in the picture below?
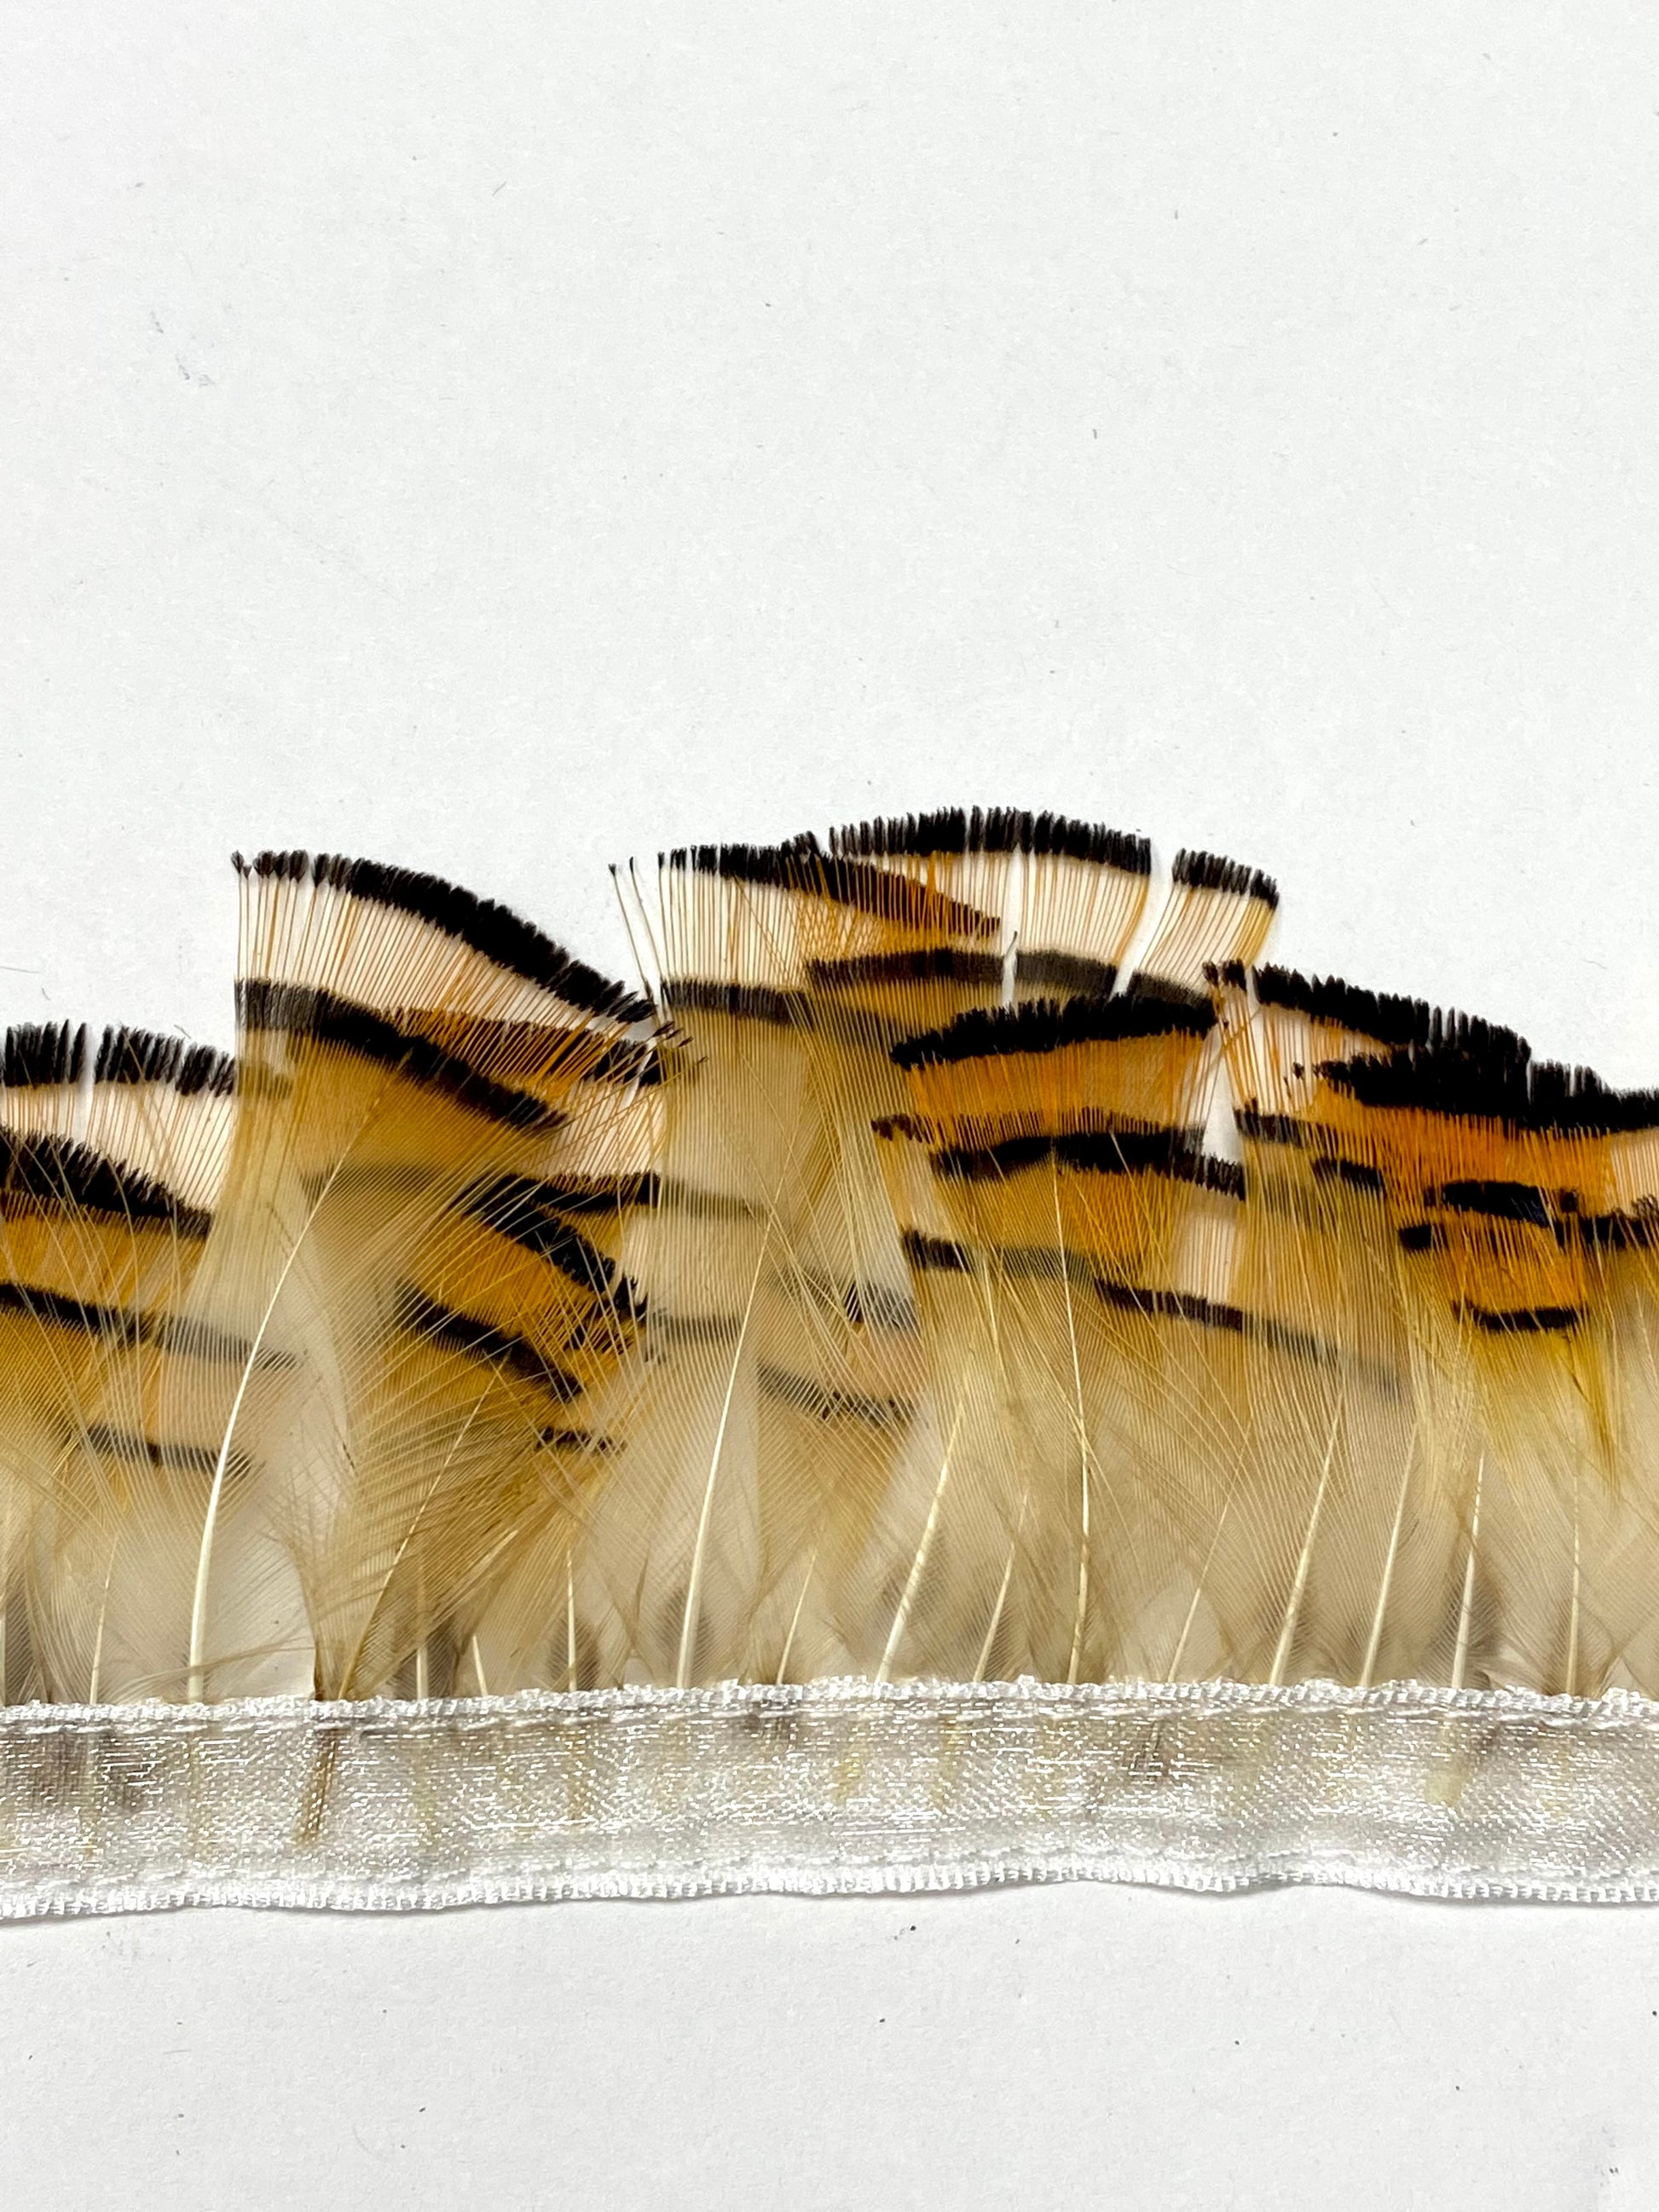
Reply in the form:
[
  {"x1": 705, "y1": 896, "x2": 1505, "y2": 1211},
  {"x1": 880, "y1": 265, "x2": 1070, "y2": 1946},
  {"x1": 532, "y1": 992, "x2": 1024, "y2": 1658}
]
[
  {"x1": 0, "y1": 1039, "x2": 278, "y2": 1701},
  {"x1": 870, "y1": 991, "x2": 1230, "y2": 1681},
  {"x1": 567, "y1": 830, "x2": 1006, "y2": 1687},
  {"x1": 90, "y1": 852, "x2": 654, "y2": 1702},
  {"x1": 1010, "y1": 816, "x2": 1153, "y2": 1004},
  {"x1": 1316, "y1": 1041, "x2": 1659, "y2": 1693},
  {"x1": 1135, "y1": 849, "x2": 1279, "y2": 994}
]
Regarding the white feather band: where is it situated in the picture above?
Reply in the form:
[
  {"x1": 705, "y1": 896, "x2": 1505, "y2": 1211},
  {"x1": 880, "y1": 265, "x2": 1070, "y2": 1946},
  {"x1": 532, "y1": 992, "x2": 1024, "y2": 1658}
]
[{"x1": 3, "y1": 1677, "x2": 1659, "y2": 1916}]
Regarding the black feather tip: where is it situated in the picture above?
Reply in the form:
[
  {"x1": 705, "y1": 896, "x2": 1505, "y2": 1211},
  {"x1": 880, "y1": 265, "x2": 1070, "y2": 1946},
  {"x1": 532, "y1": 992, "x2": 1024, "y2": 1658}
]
[
  {"x1": 891, "y1": 991, "x2": 1213, "y2": 1071},
  {"x1": 1171, "y1": 849, "x2": 1279, "y2": 910},
  {"x1": 2, "y1": 1022, "x2": 86, "y2": 1089},
  {"x1": 829, "y1": 809, "x2": 1150, "y2": 874}
]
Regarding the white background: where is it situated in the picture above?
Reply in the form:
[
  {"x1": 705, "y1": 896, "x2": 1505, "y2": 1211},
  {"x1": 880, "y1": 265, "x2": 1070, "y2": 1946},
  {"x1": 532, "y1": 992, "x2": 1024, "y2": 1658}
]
[{"x1": 3, "y1": 4, "x2": 1658, "y2": 2203}]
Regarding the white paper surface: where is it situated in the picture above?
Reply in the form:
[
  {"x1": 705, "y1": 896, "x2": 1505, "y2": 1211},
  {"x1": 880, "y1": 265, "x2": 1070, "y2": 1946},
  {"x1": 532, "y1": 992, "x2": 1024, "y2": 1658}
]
[{"x1": 3, "y1": 2, "x2": 1658, "y2": 2201}]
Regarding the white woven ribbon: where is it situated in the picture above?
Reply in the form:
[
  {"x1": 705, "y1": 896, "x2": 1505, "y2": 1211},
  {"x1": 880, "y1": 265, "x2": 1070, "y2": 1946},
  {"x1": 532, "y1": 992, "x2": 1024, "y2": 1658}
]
[{"x1": 4, "y1": 1675, "x2": 1659, "y2": 1916}]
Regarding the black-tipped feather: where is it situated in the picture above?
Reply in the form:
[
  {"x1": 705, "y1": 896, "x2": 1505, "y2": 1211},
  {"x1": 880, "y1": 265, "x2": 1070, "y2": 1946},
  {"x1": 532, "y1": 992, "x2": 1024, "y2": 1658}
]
[{"x1": 235, "y1": 851, "x2": 654, "y2": 1025}]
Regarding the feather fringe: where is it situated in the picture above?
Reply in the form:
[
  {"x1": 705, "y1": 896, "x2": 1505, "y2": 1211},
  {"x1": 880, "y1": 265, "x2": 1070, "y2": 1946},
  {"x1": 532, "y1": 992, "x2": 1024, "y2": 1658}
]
[{"x1": 3, "y1": 819, "x2": 1657, "y2": 1706}]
